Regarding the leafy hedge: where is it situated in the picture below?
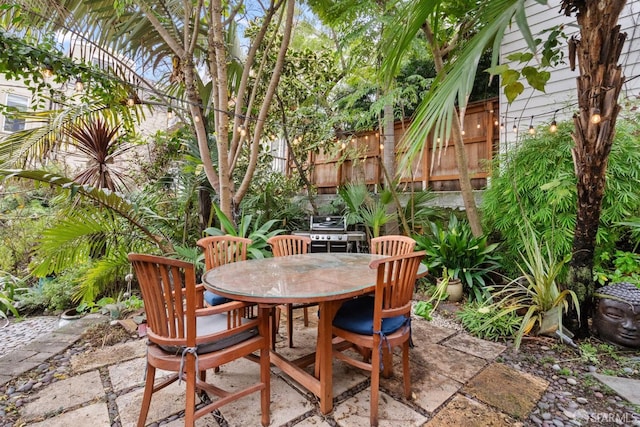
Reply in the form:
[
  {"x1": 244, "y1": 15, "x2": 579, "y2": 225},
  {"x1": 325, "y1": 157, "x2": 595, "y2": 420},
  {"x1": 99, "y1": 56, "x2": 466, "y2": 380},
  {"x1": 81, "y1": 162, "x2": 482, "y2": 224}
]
[{"x1": 482, "y1": 118, "x2": 640, "y2": 275}]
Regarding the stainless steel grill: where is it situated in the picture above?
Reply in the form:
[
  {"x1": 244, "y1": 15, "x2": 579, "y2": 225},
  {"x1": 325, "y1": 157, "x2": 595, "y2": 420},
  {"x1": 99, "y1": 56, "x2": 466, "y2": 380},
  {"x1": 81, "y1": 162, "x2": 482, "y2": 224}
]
[{"x1": 293, "y1": 216, "x2": 365, "y2": 253}]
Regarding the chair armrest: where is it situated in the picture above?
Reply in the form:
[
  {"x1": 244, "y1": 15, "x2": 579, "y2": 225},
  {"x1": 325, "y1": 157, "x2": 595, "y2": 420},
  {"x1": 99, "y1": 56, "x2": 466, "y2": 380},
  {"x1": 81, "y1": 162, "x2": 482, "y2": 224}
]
[{"x1": 195, "y1": 300, "x2": 255, "y2": 317}]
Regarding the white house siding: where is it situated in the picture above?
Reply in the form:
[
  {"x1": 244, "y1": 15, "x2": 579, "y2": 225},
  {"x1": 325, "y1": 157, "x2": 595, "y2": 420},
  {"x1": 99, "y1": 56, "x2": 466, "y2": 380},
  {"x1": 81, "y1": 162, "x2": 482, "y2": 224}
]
[{"x1": 499, "y1": 0, "x2": 640, "y2": 152}]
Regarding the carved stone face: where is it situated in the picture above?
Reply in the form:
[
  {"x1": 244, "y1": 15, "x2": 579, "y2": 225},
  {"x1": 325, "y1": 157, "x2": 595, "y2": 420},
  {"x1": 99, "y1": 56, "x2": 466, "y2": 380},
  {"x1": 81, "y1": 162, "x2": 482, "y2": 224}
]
[{"x1": 593, "y1": 297, "x2": 640, "y2": 348}]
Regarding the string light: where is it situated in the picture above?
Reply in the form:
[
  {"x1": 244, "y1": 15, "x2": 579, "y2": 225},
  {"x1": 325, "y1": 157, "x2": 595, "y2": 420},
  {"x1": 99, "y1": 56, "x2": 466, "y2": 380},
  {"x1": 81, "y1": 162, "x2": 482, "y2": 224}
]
[
  {"x1": 590, "y1": 108, "x2": 602, "y2": 124},
  {"x1": 379, "y1": 142, "x2": 384, "y2": 151},
  {"x1": 476, "y1": 120, "x2": 481, "y2": 129},
  {"x1": 74, "y1": 77, "x2": 84, "y2": 92},
  {"x1": 166, "y1": 107, "x2": 173, "y2": 120},
  {"x1": 494, "y1": 118, "x2": 499, "y2": 126},
  {"x1": 41, "y1": 65, "x2": 54, "y2": 79},
  {"x1": 512, "y1": 124, "x2": 518, "y2": 133},
  {"x1": 549, "y1": 110, "x2": 558, "y2": 133},
  {"x1": 194, "y1": 115, "x2": 200, "y2": 123},
  {"x1": 341, "y1": 141, "x2": 346, "y2": 150},
  {"x1": 528, "y1": 116, "x2": 535, "y2": 135},
  {"x1": 126, "y1": 97, "x2": 136, "y2": 107},
  {"x1": 500, "y1": 122, "x2": 505, "y2": 130},
  {"x1": 461, "y1": 130, "x2": 465, "y2": 135}
]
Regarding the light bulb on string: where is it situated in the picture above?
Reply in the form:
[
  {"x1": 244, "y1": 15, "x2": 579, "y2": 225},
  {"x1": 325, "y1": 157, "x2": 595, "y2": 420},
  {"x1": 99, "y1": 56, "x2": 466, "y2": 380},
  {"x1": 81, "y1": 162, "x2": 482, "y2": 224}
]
[
  {"x1": 500, "y1": 122, "x2": 505, "y2": 130},
  {"x1": 512, "y1": 124, "x2": 518, "y2": 134},
  {"x1": 194, "y1": 115, "x2": 200, "y2": 123},
  {"x1": 75, "y1": 78, "x2": 84, "y2": 92},
  {"x1": 494, "y1": 119, "x2": 499, "y2": 126},
  {"x1": 549, "y1": 110, "x2": 558, "y2": 133},
  {"x1": 41, "y1": 65, "x2": 54, "y2": 79},
  {"x1": 166, "y1": 107, "x2": 173, "y2": 120},
  {"x1": 379, "y1": 143, "x2": 384, "y2": 151},
  {"x1": 528, "y1": 116, "x2": 535, "y2": 135},
  {"x1": 590, "y1": 108, "x2": 602, "y2": 124},
  {"x1": 126, "y1": 97, "x2": 136, "y2": 107},
  {"x1": 477, "y1": 121, "x2": 481, "y2": 129},
  {"x1": 341, "y1": 141, "x2": 346, "y2": 150},
  {"x1": 461, "y1": 129, "x2": 466, "y2": 136}
]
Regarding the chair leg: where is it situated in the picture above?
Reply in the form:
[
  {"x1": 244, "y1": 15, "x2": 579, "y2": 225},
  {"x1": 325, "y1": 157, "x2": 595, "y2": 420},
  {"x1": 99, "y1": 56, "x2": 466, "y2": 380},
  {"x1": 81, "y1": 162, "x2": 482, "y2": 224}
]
[
  {"x1": 137, "y1": 363, "x2": 156, "y2": 427},
  {"x1": 303, "y1": 307, "x2": 309, "y2": 327},
  {"x1": 402, "y1": 341, "x2": 411, "y2": 398},
  {"x1": 370, "y1": 342, "x2": 381, "y2": 427},
  {"x1": 260, "y1": 346, "x2": 271, "y2": 427},
  {"x1": 271, "y1": 307, "x2": 280, "y2": 351},
  {"x1": 382, "y1": 346, "x2": 393, "y2": 378},
  {"x1": 184, "y1": 358, "x2": 197, "y2": 426},
  {"x1": 287, "y1": 304, "x2": 294, "y2": 348}
]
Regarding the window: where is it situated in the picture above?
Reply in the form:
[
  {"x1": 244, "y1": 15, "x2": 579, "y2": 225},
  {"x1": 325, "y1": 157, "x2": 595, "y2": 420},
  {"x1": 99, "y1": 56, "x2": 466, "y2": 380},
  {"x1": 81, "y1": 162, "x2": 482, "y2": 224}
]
[{"x1": 3, "y1": 94, "x2": 29, "y2": 132}]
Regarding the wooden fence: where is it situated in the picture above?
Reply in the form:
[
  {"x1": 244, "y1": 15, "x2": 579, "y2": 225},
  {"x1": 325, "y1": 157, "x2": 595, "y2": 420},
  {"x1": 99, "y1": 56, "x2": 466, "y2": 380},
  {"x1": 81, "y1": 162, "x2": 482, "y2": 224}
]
[{"x1": 307, "y1": 98, "x2": 499, "y2": 194}]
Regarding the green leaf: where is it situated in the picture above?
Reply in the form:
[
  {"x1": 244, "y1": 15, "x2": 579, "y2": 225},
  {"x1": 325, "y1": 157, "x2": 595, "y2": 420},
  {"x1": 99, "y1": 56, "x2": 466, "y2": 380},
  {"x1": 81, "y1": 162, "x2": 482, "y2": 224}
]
[
  {"x1": 501, "y1": 69, "x2": 521, "y2": 86},
  {"x1": 522, "y1": 67, "x2": 550, "y2": 92},
  {"x1": 505, "y1": 82, "x2": 525, "y2": 103}
]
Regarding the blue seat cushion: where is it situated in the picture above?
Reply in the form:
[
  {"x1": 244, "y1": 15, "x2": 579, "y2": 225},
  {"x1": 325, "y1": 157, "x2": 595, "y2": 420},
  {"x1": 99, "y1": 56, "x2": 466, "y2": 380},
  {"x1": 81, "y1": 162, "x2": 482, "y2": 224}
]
[
  {"x1": 332, "y1": 295, "x2": 407, "y2": 335},
  {"x1": 159, "y1": 313, "x2": 258, "y2": 355},
  {"x1": 204, "y1": 290, "x2": 229, "y2": 306}
]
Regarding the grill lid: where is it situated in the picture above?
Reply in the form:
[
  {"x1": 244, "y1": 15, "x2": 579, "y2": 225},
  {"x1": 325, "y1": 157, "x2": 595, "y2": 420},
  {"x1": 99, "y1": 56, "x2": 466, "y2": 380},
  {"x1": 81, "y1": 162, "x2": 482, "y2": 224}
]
[{"x1": 310, "y1": 216, "x2": 346, "y2": 232}]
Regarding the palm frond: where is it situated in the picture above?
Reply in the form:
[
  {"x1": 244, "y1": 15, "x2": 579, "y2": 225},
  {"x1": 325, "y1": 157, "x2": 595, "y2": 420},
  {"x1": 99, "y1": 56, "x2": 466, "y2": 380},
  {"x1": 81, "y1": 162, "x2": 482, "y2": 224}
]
[
  {"x1": 382, "y1": 0, "x2": 528, "y2": 170},
  {"x1": 0, "y1": 169, "x2": 173, "y2": 252}
]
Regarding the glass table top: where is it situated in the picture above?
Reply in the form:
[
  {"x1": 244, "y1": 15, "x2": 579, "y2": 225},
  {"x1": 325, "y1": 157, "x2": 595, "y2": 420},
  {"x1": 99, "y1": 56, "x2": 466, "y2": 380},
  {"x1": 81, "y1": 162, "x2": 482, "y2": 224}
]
[{"x1": 202, "y1": 252, "x2": 391, "y2": 303}]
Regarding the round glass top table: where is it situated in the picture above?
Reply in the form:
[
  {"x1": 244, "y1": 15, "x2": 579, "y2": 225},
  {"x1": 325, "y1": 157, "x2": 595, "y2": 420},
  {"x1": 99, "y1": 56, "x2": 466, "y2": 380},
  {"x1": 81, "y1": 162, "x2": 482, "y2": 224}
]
[
  {"x1": 202, "y1": 252, "x2": 402, "y2": 414},
  {"x1": 202, "y1": 252, "x2": 389, "y2": 304}
]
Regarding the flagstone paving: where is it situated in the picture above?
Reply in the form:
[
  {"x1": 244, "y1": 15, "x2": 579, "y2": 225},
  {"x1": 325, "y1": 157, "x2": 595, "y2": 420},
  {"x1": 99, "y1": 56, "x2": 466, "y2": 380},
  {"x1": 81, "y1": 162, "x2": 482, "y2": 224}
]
[{"x1": 7, "y1": 311, "x2": 636, "y2": 426}]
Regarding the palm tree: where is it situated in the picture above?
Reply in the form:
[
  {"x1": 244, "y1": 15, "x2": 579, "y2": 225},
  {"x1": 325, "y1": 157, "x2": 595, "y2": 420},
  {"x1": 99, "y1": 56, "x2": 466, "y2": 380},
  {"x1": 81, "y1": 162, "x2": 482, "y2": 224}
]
[{"x1": 382, "y1": 0, "x2": 629, "y2": 336}]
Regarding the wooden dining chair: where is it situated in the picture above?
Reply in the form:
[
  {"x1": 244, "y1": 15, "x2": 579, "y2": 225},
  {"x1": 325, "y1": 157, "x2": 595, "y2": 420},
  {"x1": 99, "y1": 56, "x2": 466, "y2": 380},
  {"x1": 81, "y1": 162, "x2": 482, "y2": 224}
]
[
  {"x1": 267, "y1": 234, "x2": 314, "y2": 348},
  {"x1": 370, "y1": 235, "x2": 416, "y2": 256},
  {"x1": 197, "y1": 235, "x2": 252, "y2": 306},
  {"x1": 331, "y1": 250, "x2": 425, "y2": 427},
  {"x1": 128, "y1": 253, "x2": 270, "y2": 427}
]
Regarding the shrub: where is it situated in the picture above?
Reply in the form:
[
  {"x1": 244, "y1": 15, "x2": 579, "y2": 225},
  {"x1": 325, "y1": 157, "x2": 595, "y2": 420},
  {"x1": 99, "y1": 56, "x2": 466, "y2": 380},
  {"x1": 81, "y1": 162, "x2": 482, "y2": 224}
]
[
  {"x1": 482, "y1": 118, "x2": 640, "y2": 276},
  {"x1": 481, "y1": 226, "x2": 580, "y2": 350},
  {"x1": 414, "y1": 214, "x2": 501, "y2": 303}
]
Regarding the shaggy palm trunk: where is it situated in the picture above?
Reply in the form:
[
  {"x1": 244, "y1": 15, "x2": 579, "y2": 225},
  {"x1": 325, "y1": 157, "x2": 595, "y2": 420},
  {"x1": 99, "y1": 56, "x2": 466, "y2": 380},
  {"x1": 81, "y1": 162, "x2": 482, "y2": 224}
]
[{"x1": 562, "y1": 0, "x2": 626, "y2": 337}]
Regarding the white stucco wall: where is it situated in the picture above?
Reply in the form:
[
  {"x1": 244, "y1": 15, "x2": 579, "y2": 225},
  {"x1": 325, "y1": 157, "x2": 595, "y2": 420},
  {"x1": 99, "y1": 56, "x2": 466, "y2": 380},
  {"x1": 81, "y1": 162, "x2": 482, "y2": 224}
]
[{"x1": 499, "y1": 0, "x2": 640, "y2": 152}]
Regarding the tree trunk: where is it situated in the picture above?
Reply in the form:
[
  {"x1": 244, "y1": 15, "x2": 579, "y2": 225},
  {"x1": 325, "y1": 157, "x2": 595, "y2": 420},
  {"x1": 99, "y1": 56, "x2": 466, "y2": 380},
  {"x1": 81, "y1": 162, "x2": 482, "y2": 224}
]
[
  {"x1": 383, "y1": 102, "x2": 400, "y2": 234},
  {"x1": 561, "y1": 0, "x2": 626, "y2": 336},
  {"x1": 422, "y1": 22, "x2": 483, "y2": 237}
]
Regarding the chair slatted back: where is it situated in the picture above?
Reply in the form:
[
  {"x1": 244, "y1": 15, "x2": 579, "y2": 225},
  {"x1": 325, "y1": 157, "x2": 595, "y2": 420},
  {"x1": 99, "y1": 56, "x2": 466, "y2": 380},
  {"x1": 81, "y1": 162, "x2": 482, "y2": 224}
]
[
  {"x1": 370, "y1": 251, "x2": 426, "y2": 325},
  {"x1": 128, "y1": 254, "x2": 197, "y2": 348},
  {"x1": 197, "y1": 235, "x2": 252, "y2": 270},
  {"x1": 267, "y1": 235, "x2": 311, "y2": 257},
  {"x1": 370, "y1": 235, "x2": 416, "y2": 256}
]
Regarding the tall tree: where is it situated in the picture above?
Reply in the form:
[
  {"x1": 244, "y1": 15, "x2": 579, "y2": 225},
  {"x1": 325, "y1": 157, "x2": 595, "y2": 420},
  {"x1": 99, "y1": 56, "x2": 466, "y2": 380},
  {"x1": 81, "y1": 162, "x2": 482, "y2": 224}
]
[
  {"x1": 382, "y1": 0, "x2": 629, "y2": 335},
  {"x1": 4, "y1": 0, "x2": 295, "y2": 222}
]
